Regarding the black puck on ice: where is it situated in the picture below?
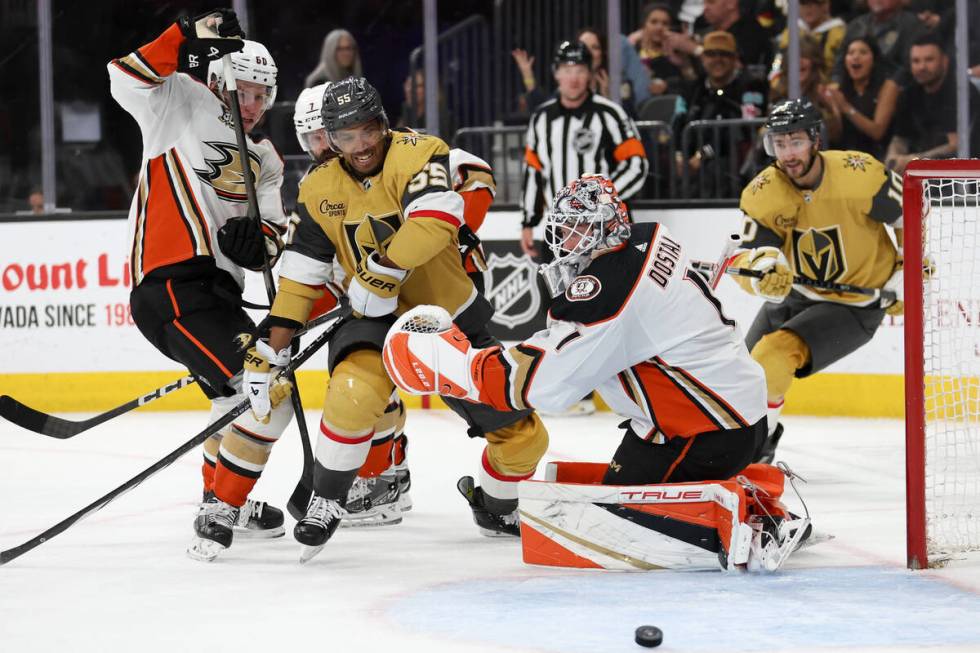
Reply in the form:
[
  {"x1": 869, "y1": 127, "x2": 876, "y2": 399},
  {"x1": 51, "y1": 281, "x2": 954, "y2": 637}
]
[{"x1": 634, "y1": 625, "x2": 663, "y2": 647}]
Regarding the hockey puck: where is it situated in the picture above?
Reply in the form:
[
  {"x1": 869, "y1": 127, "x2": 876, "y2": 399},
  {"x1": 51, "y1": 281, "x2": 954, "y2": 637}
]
[{"x1": 634, "y1": 625, "x2": 663, "y2": 647}]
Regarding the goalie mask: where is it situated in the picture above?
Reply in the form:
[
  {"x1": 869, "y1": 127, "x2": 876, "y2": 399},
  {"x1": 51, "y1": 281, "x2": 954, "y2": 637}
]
[
  {"x1": 539, "y1": 174, "x2": 631, "y2": 297},
  {"x1": 208, "y1": 39, "x2": 278, "y2": 110}
]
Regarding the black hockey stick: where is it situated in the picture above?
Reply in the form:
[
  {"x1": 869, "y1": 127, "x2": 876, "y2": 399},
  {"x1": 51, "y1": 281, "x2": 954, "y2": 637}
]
[
  {"x1": 221, "y1": 55, "x2": 316, "y2": 520},
  {"x1": 0, "y1": 308, "x2": 342, "y2": 440},
  {"x1": 691, "y1": 260, "x2": 897, "y2": 303},
  {"x1": 0, "y1": 309, "x2": 348, "y2": 567}
]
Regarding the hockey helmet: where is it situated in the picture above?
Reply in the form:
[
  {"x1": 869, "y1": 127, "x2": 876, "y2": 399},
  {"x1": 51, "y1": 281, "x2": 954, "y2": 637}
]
[
  {"x1": 293, "y1": 82, "x2": 331, "y2": 154},
  {"x1": 321, "y1": 77, "x2": 389, "y2": 133},
  {"x1": 208, "y1": 39, "x2": 278, "y2": 109},
  {"x1": 552, "y1": 40, "x2": 592, "y2": 71},
  {"x1": 763, "y1": 98, "x2": 822, "y2": 156},
  {"x1": 540, "y1": 174, "x2": 631, "y2": 297}
]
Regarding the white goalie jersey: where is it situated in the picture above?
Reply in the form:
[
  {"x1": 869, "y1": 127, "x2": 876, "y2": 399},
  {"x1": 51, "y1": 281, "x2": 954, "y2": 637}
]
[
  {"x1": 107, "y1": 24, "x2": 287, "y2": 288},
  {"x1": 501, "y1": 222, "x2": 766, "y2": 440}
]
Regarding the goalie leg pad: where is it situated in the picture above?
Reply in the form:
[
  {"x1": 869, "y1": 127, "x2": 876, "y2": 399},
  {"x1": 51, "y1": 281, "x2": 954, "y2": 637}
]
[{"x1": 750, "y1": 329, "x2": 810, "y2": 400}]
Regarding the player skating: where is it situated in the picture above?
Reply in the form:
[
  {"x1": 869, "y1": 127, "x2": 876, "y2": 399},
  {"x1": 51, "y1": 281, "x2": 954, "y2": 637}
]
[
  {"x1": 730, "y1": 98, "x2": 904, "y2": 463},
  {"x1": 109, "y1": 9, "x2": 293, "y2": 560},
  {"x1": 252, "y1": 77, "x2": 548, "y2": 562},
  {"x1": 383, "y1": 174, "x2": 811, "y2": 570}
]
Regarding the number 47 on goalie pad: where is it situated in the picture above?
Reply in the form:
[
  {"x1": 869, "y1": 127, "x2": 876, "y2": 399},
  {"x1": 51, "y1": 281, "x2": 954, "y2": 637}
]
[{"x1": 517, "y1": 462, "x2": 812, "y2": 572}]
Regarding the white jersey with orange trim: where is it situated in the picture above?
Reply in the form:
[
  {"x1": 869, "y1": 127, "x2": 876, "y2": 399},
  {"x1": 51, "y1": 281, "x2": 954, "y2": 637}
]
[
  {"x1": 496, "y1": 222, "x2": 766, "y2": 439},
  {"x1": 107, "y1": 23, "x2": 287, "y2": 288},
  {"x1": 521, "y1": 93, "x2": 649, "y2": 228}
]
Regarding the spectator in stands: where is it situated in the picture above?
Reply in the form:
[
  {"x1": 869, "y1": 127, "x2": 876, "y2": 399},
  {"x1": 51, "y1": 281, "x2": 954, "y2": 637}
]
[
  {"x1": 576, "y1": 26, "x2": 651, "y2": 110},
  {"x1": 667, "y1": 0, "x2": 773, "y2": 73},
  {"x1": 885, "y1": 33, "x2": 980, "y2": 172},
  {"x1": 395, "y1": 69, "x2": 455, "y2": 139},
  {"x1": 769, "y1": 35, "x2": 841, "y2": 144},
  {"x1": 833, "y1": 0, "x2": 924, "y2": 83},
  {"x1": 304, "y1": 29, "x2": 362, "y2": 88},
  {"x1": 676, "y1": 31, "x2": 768, "y2": 197},
  {"x1": 822, "y1": 35, "x2": 899, "y2": 160},
  {"x1": 635, "y1": 3, "x2": 691, "y2": 96},
  {"x1": 28, "y1": 189, "x2": 44, "y2": 215},
  {"x1": 774, "y1": 0, "x2": 846, "y2": 77}
]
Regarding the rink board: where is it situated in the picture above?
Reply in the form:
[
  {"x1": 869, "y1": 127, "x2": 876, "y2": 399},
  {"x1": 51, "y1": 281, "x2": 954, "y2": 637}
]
[{"x1": 0, "y1": 210, "x2": 912, "y2": 415}]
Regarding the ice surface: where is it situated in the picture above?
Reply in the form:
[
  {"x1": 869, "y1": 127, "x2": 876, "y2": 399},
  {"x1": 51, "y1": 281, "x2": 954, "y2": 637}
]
[{"x1": 2, "y1": 410, "x2": 979, "y2": 653}]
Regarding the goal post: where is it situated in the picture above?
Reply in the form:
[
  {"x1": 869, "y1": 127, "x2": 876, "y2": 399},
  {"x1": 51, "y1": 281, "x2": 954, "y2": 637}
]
[{"x1": 904, "y1": 159, "x2": 980, "y2": 569}]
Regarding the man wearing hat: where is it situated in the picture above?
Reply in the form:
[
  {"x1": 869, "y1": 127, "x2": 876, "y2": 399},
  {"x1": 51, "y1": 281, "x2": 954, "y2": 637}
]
[{"x1": 677, "y1": 30, "x2": 768, "y2": 197}]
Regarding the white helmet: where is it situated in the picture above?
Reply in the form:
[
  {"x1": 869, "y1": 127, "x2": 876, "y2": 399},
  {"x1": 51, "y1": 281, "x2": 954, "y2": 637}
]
[
  {"x1": 293, "y1": 82, "x2": 331, "y2": 153},
  {"x1": 208, "y1": 39, "x2": 278, "y2": 109}
]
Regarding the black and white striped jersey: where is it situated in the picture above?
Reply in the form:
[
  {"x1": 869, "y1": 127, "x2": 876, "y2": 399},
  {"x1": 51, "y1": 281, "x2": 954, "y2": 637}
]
[{"x1": 521, "y1": 93, "x2": 649, "y2": 228}]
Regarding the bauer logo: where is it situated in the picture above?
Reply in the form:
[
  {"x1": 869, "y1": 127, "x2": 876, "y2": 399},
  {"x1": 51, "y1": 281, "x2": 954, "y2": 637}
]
[{"x1": 484, "y1": 252, "x2": 541, "y2": 330}]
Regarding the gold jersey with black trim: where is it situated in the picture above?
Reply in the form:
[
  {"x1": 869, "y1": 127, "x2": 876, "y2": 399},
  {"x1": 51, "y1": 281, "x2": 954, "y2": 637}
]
[
  {"x1": 739, "y1": 150, "x2": 903, "y2": 305},
  {"x1": 271, "y1": 129, "x2": 480, "y2": 326}
]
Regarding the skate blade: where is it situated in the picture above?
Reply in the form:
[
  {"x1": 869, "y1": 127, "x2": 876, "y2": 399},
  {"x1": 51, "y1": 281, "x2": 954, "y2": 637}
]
[
  {"x1": 186, "y1": 537, "x2": 227, "y2": 562},
  {"x1": 478, "y1": 527, "x2": 519, "y2": 538},
  {"x1": 340, "y1": 513, "x2": 403, "y2": 529},
  {"x1": 232, "y1": 526, "x2": 286, "y2": 540},
  {"x1": 299, "y1": 544, "x2": 325, "y2": 564},
  {"x1": 397, "y1": 493, "x2": 412, "y2": 512}
]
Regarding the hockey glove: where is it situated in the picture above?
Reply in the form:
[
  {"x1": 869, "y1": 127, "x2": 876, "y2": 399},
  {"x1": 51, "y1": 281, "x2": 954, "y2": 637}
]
[
  {"x1": 382, "y1": 305, "x2": 498, "y2": 403},
  {"x1": 178, "y1": 9, "x2": 244, "y2": 66},
  {"x1": 218, "y1": 216, "x2": 284, "y2": 271},
  {"x1": 883, "y1": 258, "x2": 904, "y2": 316},
  {"x1": 243, "y1": 340, "x2": 293, "y2": 423},
  {"x1": 747, "y1": 247, "x2": 793, "y2": 303},
  {"x1": 349, "y1": 252, "x2": 408, "y2": 318}
]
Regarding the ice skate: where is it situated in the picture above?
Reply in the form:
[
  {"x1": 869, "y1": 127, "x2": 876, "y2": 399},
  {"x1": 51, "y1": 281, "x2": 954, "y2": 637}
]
[
  {"x1": 342, "y1": 472, "x2": 402, "y2": 528},
  {"x1": 457, "y1": 476, "x2": 520, "y2": 537},
  {"x1": 187, "y1": 496, "x2": 239, "y2": 562},
  {"x1": 294, "y1": 495, "x2": 345, "y2": 563},
  {"x1": 234, "y1": 498, "x2": 285, "y2": 539},
  {"x1": 395, "y1": 466, "x2": 412, "y2": 511}
]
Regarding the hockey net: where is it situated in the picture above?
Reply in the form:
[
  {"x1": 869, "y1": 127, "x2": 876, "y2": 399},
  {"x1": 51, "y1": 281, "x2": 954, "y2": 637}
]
[{"x1": 905, "y1": 160, "x2": 980, "y2": 569}]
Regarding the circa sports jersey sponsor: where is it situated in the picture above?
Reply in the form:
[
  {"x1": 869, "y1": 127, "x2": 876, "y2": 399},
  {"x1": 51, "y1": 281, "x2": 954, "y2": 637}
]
[
  {"x1": 565, "y1": 275, "x2": 601, "y2": 301},
  {"x1": 319, "y1": 200, "x2": 346, "y2": 217}
]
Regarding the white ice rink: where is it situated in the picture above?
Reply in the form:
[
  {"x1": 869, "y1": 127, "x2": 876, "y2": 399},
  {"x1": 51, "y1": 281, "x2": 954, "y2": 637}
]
[{"x1": 2, "y1": 409, "x2": 980, "y2": 653}]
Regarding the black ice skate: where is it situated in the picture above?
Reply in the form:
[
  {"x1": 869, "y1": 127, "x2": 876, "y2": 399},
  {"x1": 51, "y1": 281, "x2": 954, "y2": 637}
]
[
  {"x1": 755, "y1": 422, "x2": 784, "y2": 464},
  {"x1": 342, "y1": 472, "x2": 402, "y2": 528},
  {"x1": 393, "y1": 434, "x2": 412, "y2": 511},
  {"x1": 187, "y1": 496, "x2": 240, "y2": 561},
  {"x1": 294, "y1": 495, "x2": 345, "y2": 563},
  {"x1": 457, "y1": 476, "x2": 521, "y2": 537},
  {"x1": 234, "y1": 498, "x2": 285, "y2": 539}
]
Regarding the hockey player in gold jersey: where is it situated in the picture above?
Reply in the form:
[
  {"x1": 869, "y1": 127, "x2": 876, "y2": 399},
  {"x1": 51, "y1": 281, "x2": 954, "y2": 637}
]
[
  {"x1": 247, "y1": 77, "x2": 548, "y2": 561},
  {"x1": 731, "y1": 98, "x2": 903, "y2": 462}
]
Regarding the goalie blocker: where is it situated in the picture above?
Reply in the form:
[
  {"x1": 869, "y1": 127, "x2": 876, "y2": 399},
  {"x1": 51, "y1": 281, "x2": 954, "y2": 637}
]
[{"x1": 520, "y1": 461, "x2": 810, "y2": 572}]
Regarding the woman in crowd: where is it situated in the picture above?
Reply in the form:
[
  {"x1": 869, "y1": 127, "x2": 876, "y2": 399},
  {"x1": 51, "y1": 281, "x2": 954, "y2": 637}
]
[
  {"x1": 305, "y1": 29, "x2": 362, "y2": 87},
  {"x1": 822, "y1": 35, "x2": 899, "y2": 160},
  {"x1": 635, "y1": 3, "x2": 689, "y2": 96}
]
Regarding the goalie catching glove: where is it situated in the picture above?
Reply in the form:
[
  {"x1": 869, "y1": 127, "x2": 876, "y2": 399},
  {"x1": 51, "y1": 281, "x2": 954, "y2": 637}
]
[
  {"x1": 382, "y1": 305, "x2": 498, "y2": 403},
  {"x1": 349, "y1": 252, "x2": 408, "y2": 318},
  {"x1": 734, "y1": 247, "x2": 793, "y2": 303},
  {"x1": 217, "y1": 216, "x2": 284, "y2": 271},
  {"x1": 243, "y1": 340, "x2": 293, "y2": 423}
]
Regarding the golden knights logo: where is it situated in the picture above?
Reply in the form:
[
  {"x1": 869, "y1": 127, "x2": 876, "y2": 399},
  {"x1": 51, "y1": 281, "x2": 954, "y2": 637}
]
[
  {"x1": 193, "y1": 141, "x2": 262, "y2": 202},
  {"x1": 397, "y1": 133, "x2": 421, "y2": 146},
  {"x1": 749, "y1": 171, "x2": 771, "y2": 195},
  {"x1": 792, "y1": 226, "x2": 846, "y2": 282},
  {"x1": 843, "y1": 153, "x2": 870, "y2": 172},
  {"x1": 343, "y1": 213, "x2": 402, "y2": 265}
]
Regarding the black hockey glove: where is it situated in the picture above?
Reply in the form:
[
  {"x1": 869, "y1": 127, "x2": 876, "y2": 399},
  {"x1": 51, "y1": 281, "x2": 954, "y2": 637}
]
[
  {"x1": 178, "y1": 9, "x2": 244, "y2": 71},
  {"x1": 218, "y1": 216, "x2": 265, "y2": 270}
]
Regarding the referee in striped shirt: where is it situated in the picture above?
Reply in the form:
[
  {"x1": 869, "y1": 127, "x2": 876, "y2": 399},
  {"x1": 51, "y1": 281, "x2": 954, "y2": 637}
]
[{"x1": 520, "y1": 40, "x2": 649, "y2": 258}]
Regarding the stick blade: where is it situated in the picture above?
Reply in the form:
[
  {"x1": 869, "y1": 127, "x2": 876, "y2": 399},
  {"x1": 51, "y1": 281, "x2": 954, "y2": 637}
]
[
  {"x1": 287, "y1": 473, "x2": 314, "y2": 521},
  {"x1": 0, "y1": 395, "x2": 82, "y2": 439}
]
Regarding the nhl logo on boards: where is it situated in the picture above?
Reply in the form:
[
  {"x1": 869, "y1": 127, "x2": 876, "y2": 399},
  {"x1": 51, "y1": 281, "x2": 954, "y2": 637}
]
[
  {"x1": 565, "y1": 275, "x2": 601, "y2": 302},
  {"x1": 572, "y1": 128, "x2": 596, "y2": 154},
  {"x1": 483, "y1": 252, "x2": 541, "y2": 329}
]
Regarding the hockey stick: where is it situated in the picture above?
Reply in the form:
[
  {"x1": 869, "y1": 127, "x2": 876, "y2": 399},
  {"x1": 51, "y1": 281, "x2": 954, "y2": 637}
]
[
  {"x1": 709, "y1": 233, "x2": 742, "y2": 289},
  {"x1": 0, "y1": 309, "x2": 348, "y2": 567},
  {"x1": 221, "y1": 55, "x2": 316, "y2": 520},
  {"x1": 691, "y1": 260, "x2": 897, "y2": 302},
  {"x1": 0, "y1": 308, "x2": 343, "y2": 440}
]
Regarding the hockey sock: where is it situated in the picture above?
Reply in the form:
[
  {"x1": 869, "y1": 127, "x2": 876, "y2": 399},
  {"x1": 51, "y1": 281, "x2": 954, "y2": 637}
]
[
  {"x1": 201, "y1": 433, "x2": 223, "y2": 494},
  {"x1": 479, "y1": 447, "x2": 534, "y2": 505},
  {"x1": 750, "y1": 329, "x2": 810, "y2": 399},
  {"x1": 767, "y1": 398, "x2": 784, "y2": 436}
]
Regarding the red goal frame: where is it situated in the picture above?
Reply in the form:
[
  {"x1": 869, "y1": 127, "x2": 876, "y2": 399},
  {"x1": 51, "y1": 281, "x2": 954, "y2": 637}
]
[{"x1": 903, "y1": 159, "x2": 980, "y2": 569}]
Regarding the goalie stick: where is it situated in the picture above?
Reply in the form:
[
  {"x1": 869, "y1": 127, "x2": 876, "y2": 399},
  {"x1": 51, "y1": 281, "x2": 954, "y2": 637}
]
[
  {"x1": 221, "y1": 55, "x2": 316, "y2": 521},
  {"x1": 0, "y1": 307, "x2": 344, "y2": 440},
  {"x1": 0, "y1": 307, "x2": 348, "y2": 567}
]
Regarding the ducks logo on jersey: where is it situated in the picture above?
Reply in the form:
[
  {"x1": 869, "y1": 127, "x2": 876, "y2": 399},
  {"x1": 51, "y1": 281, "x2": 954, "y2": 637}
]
[{"x1": 194, "y1": 141, "x2": 262, "y2": 202}]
